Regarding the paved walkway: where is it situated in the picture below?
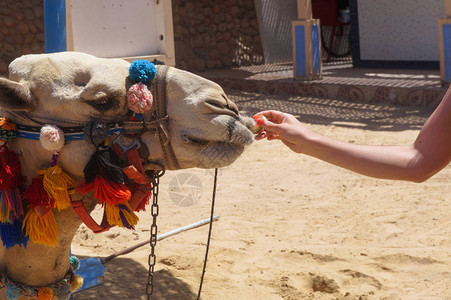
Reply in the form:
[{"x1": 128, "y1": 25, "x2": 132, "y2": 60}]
[{"x1": 199, "y1": 63, "x2": 447, "y2": 107}]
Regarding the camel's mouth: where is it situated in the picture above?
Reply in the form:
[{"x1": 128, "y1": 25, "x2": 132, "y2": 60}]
[
  {"x1": 198, "y1": 141, "x2": 247, "y2": 168},
  {"x1": 179, "y1": 118, "x2": 254, "y2": 169},
  {"x1": 182, "y1": 116, "x2": 254, "y2": 148}
]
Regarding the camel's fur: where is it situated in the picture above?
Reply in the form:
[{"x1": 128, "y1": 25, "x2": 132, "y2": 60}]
[{"x1": 0, "y1": 52, "x2": 253, "y2": 299}]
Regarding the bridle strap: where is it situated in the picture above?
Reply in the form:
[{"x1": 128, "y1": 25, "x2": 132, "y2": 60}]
[
  {"x1": 71, "y1": 197, "x2": 112, "y2": 233},
  {"x1": 152, "y1": 65, "x2": 181, "y2": 170}
]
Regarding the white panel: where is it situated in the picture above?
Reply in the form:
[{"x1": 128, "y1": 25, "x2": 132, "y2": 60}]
[
  {"x1": 358, "y1": 0, "x2": 445, "y2": 61},
  {"x1": 69, "y1": 0, "x2": 165, "y2": 58}
]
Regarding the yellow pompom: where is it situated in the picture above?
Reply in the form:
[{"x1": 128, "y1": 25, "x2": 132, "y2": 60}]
[
  {"x1": 23, "y1": 209, "x2": 58, "y2": 247},
  {"x1": 36, "y1": 165, "x2": 75, "y2": 211},
  {"x1": 37, "y1": 287, "x2": 53, "y2": 300},
  {"x1": 70, "y1": 275, "x2": 84, "y2": 292}
]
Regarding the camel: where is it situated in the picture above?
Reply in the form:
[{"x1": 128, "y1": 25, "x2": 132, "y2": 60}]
[{"x1": 0, "y1": 52, "x2": 254, "y2": 299}]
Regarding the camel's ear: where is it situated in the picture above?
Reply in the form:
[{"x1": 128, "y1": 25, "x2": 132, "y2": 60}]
[{"x1": 0, "y1": 77, "x2": 34, "y2": 111}]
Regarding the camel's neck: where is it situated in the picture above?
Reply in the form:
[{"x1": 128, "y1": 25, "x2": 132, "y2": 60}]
[
  {"x1": 1, "y1": 208, "x2": 79, "y2": 287},
  {"x1": 0, "y1": 137, "x2": 88, "y2": 287}
]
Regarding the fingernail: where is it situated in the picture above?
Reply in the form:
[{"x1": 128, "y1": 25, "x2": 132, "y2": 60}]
[{"x1": 257, "y1": 118, "x2": 265, "y2": 125}]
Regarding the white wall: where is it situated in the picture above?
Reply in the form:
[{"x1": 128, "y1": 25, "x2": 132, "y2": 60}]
[
  {"x1": 358, "y1": 0, "x2": 445, "y2": 61},
  {"x1": 69, "y1": 0, "x2": 168, "y2": 58}
]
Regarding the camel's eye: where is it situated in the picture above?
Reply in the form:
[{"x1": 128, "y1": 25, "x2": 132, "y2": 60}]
[{"x1": 85, "y1": 97, "x2": 116, "y2": 111}]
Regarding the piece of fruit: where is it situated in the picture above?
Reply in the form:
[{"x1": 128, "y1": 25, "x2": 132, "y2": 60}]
[{"x1": 252, "y1": 115, "x2": 267, "y2": 134}]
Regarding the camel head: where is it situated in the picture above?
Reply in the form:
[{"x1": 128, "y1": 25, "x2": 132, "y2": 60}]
[{"x1": 0, "y1": 52, "x2": 254, "y2": 180}]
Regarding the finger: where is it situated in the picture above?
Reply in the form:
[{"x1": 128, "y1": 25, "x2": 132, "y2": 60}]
[
  {"x1": 267, "y1": 134, "x2": 281, "y2": 141},
  {"x1": 254, "y1": 131, "x2": 266, "y2": 140},
  {"x1": 254, "y1": 110, "x2": 285, "y2": 123}
]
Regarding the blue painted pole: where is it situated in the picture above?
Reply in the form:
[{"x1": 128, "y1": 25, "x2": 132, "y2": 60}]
[
  {"x1": 44, "y1": 0, "x2": 67, "y2": 53},
  {"x1": 312, "y1": 23, "x2": 321, "y2": 74},
  {"x1": 294, "y1": 24, "x2": 307, "y2": 77},
  {"x1": 442, "y1": 24, "x2": 451, "y2": 82}
]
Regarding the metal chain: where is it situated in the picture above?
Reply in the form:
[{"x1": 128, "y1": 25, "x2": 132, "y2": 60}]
[
  {"x1": 146, "y1": 169, "x2": 164, "y2": 298},
  {"x1": 144, "y1": 167, "x2": 217, "y2": 299}
]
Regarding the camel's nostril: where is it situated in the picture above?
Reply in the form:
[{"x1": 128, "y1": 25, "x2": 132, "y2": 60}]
[
  {"x1": 204, "y1": 98, "x2": 239, "y2": 118},
  {"x1": 205, "y1": 99, "x2": 225, "y2": 110},
  {"x1": 226, "y1": 101, "x2": 239, "y2": 116},
  {"x1": 222, "y1": 94, "x2": 239, "y2": 116}
]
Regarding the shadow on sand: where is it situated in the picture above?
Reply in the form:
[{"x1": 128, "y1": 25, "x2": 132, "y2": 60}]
[
  {"x1": 228, "y1": 89, "x2": 435, "y2": 132},
  {"x1": 73, "y1": 256, "x2": 196, "y2": 300}
]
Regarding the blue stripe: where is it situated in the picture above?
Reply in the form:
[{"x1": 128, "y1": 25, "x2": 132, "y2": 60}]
[
  {"x1": 17, "y1": 128, "x2": 124, "y2": 142},
  {"x1": 295, "y1": 25, "x2": 306, "y2": 77},
  {"x1": 44, "y1": 0, "x2": 67, "y2": 53},
  {"x1": 17, "y1": 131, "x2": 40, "y2": 140},
  {"x1": 312, "y1": 24, "x2": 321, "y2": 74},
  {"x1": 443, "y1": 24, "x2": 451, "y2": 82}
]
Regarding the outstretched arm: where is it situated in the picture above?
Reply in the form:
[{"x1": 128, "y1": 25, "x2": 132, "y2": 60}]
[{"x1": 255, "y1": 88, "x2": 451, "y2": 182}]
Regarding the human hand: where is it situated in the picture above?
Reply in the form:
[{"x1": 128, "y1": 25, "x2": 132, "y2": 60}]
[{"x1": 253, "y1": 110, "x2": 315, "y2": 153}]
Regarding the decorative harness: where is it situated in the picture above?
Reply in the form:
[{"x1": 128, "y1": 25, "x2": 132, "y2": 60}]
[{"x1": 10, "y1": 63, "x2": 177, "y2": 234}]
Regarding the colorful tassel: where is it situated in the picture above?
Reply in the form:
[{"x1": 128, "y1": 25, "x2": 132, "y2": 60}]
[
  {"x1": 0, "y1": 145, "x2": 22, "y2": 190},
  {"x1": 0, "y1": 146, "x2": 23, "y2": 222},
  {"x1": 77, "y1": 177, "x2": 131, "y2": 205},
  {"x1": 23, "y1": 209, "x2": 58, "y2": 247},
  {"x1": 84, "y1": 147, "x2": 127, "y2": 184},
  {"x1": 0, "y1": 188, "x2": 23, "y2": 223},
  {"x1": 21, "y1": 176, "x2": 54, "y2": 210},
  {"x1": 0, "y1": 138, "x2": 26, "y2": 249},
  {"x1": 105, "y1": 202, "x2": 138, "y2": 229},
  {"x1": 0, "y1": 218, "x2": 28, "y2": 249},
  {"x1": 80, "y1": 146, "x2": 131, "y2": 205},
  {"x1": 36, "y1": 164, "x2": 75, "y2": 211}
]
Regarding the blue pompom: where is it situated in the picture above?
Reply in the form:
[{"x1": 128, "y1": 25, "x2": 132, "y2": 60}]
[
  {"x1": 129, "y1": 60, "x2": 157, "y2": 84},
  {"x1": 70, "y1": 256, "x2": 80, "y2": 271},
  {"x1": 0, "y1": 219, "x2": 29, "y2": 249},
  {"x1": 5, "y1": 284, "x2": 22, "y2": 300}
]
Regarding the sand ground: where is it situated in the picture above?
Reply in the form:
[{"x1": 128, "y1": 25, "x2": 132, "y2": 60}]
[{"x1": 72, "y1": 91, "x2": 450, "y2": 300}]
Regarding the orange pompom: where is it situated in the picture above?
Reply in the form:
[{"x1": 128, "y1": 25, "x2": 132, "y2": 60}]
[{"x1": 37, "y1": 287, "x2": 53, "y2": 300}]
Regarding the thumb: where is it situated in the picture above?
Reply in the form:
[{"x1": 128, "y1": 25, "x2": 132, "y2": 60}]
[{"x1": 259, "y1": 117, "x2": 282, "y2": 133}]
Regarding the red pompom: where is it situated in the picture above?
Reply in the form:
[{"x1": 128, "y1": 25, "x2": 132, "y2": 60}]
[{"x1": 127, "y1": 83, "x2": 153, "y2": 114}]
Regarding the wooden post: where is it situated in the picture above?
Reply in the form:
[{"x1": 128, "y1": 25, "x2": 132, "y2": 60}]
[
  {"x1": 297, "y1": 0, "x2": 312, "y2": 20},
  {"x1": 445, "y1": 0, "x2": 451, "y2": 18},
  {"x1": 439, "y1": 0, "x2": 451, "y2": 84},
  {"x1": 292, "y1": 0, "x2": 322, "y2": 80}
]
